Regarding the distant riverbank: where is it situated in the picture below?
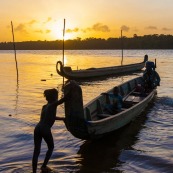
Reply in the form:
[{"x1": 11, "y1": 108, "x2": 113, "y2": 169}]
[{"x1": 1, "y1": 34, "x2": 173, "y2": 50}]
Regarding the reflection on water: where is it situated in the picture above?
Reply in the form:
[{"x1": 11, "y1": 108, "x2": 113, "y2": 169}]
[
  {"x1": 77, "y1": 111, "x2": 149, "y2": 173},
  {"x1": 14, "y1": 81, "x2": 19, "y2": 116},
  {"x1": 119, "y1": 97, "x2": 173, "y2": 173},
  {"x1": 0, "y1": 50, "x2": 173, "y2": 172}
]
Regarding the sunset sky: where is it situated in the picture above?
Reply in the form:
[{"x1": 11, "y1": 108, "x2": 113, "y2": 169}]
[{"x1": 1, "y1": 0, "x2": 173, "y2": 42}]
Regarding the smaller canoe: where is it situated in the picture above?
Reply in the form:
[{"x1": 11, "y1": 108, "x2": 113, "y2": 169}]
[
  {"x1": 56, "y1": 56, "x2": 148, "y2": 80},
  {"x1": 63, "y1": 76, "x2": 157, "y2": 140}
]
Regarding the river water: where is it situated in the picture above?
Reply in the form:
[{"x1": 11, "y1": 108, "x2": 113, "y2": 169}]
[{"x1": 0, "y1": 50, "x2": 173, "y2": 173}]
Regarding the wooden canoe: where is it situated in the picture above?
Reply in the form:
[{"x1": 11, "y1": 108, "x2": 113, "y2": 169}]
[
  {"x1": 63, "y1": 77, "x2": 157, "y2": 140},
  {"x1": 56, "y1": 56, "x2": 148, "y2": 80}
]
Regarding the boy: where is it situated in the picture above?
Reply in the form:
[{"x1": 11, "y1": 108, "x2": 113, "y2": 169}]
[
  {"x1": 102, "y1": 86, "x2": 123, "y2": 114},
  {"x1": 32, "y1": 88, "x2": 66, "y2": 173}
]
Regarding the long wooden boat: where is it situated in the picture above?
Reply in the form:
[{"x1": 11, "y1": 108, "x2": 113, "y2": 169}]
[
  {"x1": 63, "y1": 76, "x2": 157, "y2": 140},
  {"x1": 56, "y1": 56, "x2": 148, "y2": 80}
]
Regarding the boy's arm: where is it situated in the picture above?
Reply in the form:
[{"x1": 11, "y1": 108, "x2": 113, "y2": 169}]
[{"x1": 52, "y1": 92, "x2": 70, "y2": 107}]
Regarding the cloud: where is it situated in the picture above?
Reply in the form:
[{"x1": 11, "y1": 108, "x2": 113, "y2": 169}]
[
  {"x1": 7, "y1": 19, "x2": 52, "y2": 36},
  {"x1": 66, "y1": 28, "x2": 79, "y2": 33},
  {"x1": 92, "y1": 23, "x2": 110, "y2": 32},
  {"x1": 65, "y1": 23, "x2": 110, "y2": 33},
  {"x1": 14, "y1": 24, "x2": 28, "y2": 33},
  {"x1": 34, "y1": 29, "x2": 51, "y2": 34},
  {"x1": 46, "y1": 29, "x2": 51, "y2": 33},
  {"x1": 162, "y1": 27, "x2": 172, "y2": 31},
  {"x1": 82, "y1": 23, "x2": 110, "y2": 33},
  {"x1": 133, "y1": 28, "x2": 139, "y2": 32},
  {"x1": 28, "y1": 20, "x2": 37, "y2": 25},
  {"x1": 35, "y1": 30, "x2": 43, "y2": 33},
  {"x1": 146, "y1": 26, "x2": 157, "y2": 30},
  {"x1": 121, "y1": 25, "x2": 130, "y2": 32},
  {"x1": 44, "y1": 17, "x2": 52, "y2": 24}
]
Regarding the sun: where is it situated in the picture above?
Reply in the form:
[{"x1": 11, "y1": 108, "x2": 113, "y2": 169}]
[
  {"x1": 48, "y1": 22, "x2": 75, "y2": 40},
  {"x1": 65, "y1": 33, "x2": 76, "y2": 40}
]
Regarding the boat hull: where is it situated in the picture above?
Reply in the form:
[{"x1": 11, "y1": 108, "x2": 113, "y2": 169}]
[
  {"x1": 63, "y1": 77, "x2": 156, "y2": 140},
  {"x1": 57, "y1": 56, "x2": 148, "y2": 80},
  {"x1": 87, "y1": 90, "x2": 156, "y2": 137}
]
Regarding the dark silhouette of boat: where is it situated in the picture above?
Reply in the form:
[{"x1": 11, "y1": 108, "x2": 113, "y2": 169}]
[
  {"x1": 56, "y1": 56, "x2": 148, "y2": 80},
  {"x1": 63, "y1": 76, "x2": 156, "y2": 140}
]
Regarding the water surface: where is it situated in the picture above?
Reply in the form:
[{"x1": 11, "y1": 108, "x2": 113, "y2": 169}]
[{"x1": 0, "y1": 50, "x2": 173, "y2": 173}]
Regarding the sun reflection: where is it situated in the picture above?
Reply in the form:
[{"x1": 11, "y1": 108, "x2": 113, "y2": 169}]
[{"x1": 60, "y1": 55, "x2": 68, "y2": 65}]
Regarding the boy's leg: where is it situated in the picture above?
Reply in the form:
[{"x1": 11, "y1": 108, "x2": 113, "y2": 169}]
[
  {"x1": 32, "y1": 127, "x2": 42, "y2": 173},
  {"x1": 41, "y1": 129, "x2": 54, "y2": 169}
]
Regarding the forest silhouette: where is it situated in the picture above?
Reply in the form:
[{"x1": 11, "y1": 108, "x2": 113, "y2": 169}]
[{"x1": 1, "y1": 34, "x2": 173, "y2": 50}]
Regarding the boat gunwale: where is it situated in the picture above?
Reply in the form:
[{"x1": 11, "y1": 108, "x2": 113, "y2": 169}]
[
  {"x1": 69, "y1": 61, "x2": 145, "y2": 73},
  {"x1": 84, "y1": 76, "x2": 141, "y2": 108},
  {"x1": 86, "y1": 87, "x2": 156, "y2": 125},
  {"x1": 56, "y1": 56, "x2": 148, "y2": 79}
]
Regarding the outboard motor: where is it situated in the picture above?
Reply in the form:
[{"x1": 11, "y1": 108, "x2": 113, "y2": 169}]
[
  {"x1": 63, "y1": 81, "x2": 89, "y2": 139},
  {"x1": 144, "y1": 59, "x2": 160, "y2": 89},
  {"x1": 145, "y1": 61, "x2": 156, "y2": 71}
]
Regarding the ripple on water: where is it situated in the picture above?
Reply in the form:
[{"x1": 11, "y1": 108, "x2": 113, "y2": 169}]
[{"x1": 0, "y1": 50, "x2": 173, "y2": 172}]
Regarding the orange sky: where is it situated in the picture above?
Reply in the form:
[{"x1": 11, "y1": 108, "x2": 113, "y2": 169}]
[{"x1": 1, "y1": 0, "x2": 173, "y2": 42}]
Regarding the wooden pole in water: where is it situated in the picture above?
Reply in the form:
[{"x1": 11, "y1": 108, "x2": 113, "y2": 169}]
[
  {"x1": 121, "y1": 29, "x2": 123, "y2": 66},
  {"x1": 62, "y1": 19, "x2": 65, "y2": 87},
  {"x1": 62, "y1": 19, "x2": 65, "y2": 66},
  {"x1": 11, "y1": 21, "x2": 19, "y2": 82}
]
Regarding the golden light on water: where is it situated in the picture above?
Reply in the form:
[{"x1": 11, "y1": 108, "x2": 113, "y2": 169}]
[{"x1": 63, "y1": 55, "x2": 68, "y2": 65}]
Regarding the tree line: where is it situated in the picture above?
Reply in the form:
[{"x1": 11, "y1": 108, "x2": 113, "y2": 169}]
[{"x1": 1, "y1": 34, "x2": 173, "y2": 50}]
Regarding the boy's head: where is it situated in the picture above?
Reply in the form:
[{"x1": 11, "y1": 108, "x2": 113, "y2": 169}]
[{"x1": 44, "y1": 88, "x2": 58, "y2": 102}]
